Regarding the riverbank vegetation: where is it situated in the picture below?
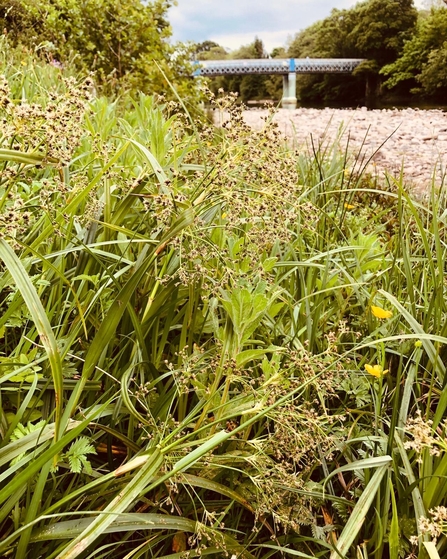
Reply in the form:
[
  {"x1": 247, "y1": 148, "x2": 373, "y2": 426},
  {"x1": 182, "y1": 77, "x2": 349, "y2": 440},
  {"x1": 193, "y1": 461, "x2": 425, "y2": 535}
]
[
  {"x1": 0, "y1": 0, "x2": 199, "y2": 102},
  {"x1": 1, "y1": 1, "x2": 447, "y2": 558}
]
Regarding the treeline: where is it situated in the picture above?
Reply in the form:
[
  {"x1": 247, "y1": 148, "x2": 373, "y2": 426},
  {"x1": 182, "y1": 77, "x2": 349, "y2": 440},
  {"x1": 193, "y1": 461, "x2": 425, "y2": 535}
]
[{"x1": 198, "y1": 0, "x2": 447, "y2": 106}]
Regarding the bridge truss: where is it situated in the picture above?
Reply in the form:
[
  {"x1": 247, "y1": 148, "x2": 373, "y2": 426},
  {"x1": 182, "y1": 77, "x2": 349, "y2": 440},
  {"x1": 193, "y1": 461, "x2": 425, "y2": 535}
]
[
  {"x1": 193, "y1": 58, "x2": 366, "y2": 109},
  {"x1": 194, "y1": 58, "x2": 365, "y2": 77}
]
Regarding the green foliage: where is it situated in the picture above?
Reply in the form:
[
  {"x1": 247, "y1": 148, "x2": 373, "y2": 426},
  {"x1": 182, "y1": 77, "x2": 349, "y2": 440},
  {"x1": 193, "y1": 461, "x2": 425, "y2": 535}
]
[
  {"x1": 62, "y1": 437, "x2": 96, "y2": 474},
  {"x1": 0, "y1": 0, "x2": 197, "y2": 99},
  {"x1": 196, "y1": 41, "x2": 229, "y2": 61},
  {"x1": 2, "y1": 48, "x2": 447, "y2": 559},
  {"x1": 204, "y1": 37, "x2": 276, "y2": 102},
  {"x1": 288, "y1": 0, "x2": 417, "y2": 104},
  {"x1": 10, "y1": 421, "x2": 46, "y2": 464},
  {"x1": 350, "y1": 0, "x2": 417, "y2": 64},
  {"x1": 382, "y1": 6, "x2": 447, "y2": 97}
]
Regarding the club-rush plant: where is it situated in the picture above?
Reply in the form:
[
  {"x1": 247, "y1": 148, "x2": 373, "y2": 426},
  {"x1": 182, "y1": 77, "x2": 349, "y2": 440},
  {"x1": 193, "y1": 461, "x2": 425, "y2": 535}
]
[{"x1": 1, "y1": 37, "x2": 447, "y2": 559}]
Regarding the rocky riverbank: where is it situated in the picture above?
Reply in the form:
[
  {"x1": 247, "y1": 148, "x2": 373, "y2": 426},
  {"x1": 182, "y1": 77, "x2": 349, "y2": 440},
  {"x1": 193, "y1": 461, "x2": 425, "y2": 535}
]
[{"x1": 216, "y1": 107, "x2": 447, "y2": 198}]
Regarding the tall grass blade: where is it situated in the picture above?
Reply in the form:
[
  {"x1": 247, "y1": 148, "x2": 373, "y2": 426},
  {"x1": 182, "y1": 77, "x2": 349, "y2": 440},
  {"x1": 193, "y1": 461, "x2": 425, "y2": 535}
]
[
  {"x1": 55, "y1": 449, "x2": 164, "y2": 559},
  {"x1": 423, "y1": 542, "x2": 442, "y2": 559},
  {"x1": 329, "y1": 465, "x2": 389, "y2": 559},
  {"x1": 0, "y1": 239, "x2": 64, "y2": 440}
]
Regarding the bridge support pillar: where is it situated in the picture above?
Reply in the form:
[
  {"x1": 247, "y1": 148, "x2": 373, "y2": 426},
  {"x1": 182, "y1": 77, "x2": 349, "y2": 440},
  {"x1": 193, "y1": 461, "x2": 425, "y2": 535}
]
[{"x1": 282, "y1": 66, "x2": 297, "y2": 110}]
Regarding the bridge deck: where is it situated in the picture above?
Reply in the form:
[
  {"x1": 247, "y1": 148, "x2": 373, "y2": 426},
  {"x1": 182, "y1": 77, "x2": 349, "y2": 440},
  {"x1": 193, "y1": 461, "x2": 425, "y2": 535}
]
[{"x1": 194, "y1": 58, "x2": 365, "y2": 76}]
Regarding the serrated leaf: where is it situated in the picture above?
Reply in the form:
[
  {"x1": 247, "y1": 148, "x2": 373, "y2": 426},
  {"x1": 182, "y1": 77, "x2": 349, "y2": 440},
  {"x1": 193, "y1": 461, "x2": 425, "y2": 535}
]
[
  {"x1": 68, "y1": 456, "x2": 82, "y2": 474},
  {"x1": 222, "y1": 288, "x2": 268, "y2": 346}
]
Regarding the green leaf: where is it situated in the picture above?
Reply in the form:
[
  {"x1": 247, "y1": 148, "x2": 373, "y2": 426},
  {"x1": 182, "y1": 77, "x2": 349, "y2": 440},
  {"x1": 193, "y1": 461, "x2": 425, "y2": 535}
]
[
  {"x1": 389, "y1": 479, "x2": 399, "y2": 559},
  {"x1": 54, "y1": 449, "x2": 164, "y2": 559},
  {"x1": 379, "y1": 290, "x2": 445, "y2": 383},
  {"x1": 0, "y1": 240, "x2": 63, "y2": 441},
  {"x1": 423, "y1": 542, "x2": 442, "y2": 559},
  {"x1": 32, "y1": 513, "x2": 256, "y2": 559},
  {"x1": 63, "y1": 437, "x2": 96, "y2": 474},
  {"x1": 324, "y1": 456, "x2": 392, "y2": 487},
  {"x1": 262, "y1": 256, "x2": 278, "y2": 272},
  {"x1": 329, "y1": 465, "x2": 389, "y2": 559},
  {"x1": 0, "y1": 148, "x2": 57, "y2": 166},
  {"x1": 68, "y1": 456, "x2": 81, "y2": 474},
  {"x1": 236, "y1": 347, "x2": 281, "y2": 368},
  {"x1": 222, "y1": 287, "x2": 268, "y2": 347},
  {"x1": 0, "y1": 413, "x2": 99, "y2": 508}
]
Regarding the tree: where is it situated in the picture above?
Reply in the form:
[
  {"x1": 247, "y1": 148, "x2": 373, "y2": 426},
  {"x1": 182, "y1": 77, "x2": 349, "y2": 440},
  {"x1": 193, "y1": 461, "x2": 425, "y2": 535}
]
[
  {"x1": 382, "y1": 6, "x2": 447, "y2": 97},
  {"x1": 0, "y1": 0, "x2": 193, "y2": 96},
  {"x1": 230, "y1": 38, "x2": 269, "y2": 102},
  {"x1": 287, "y1": 0, "x2": 418, "y2": 104},
  {"x1": 349, "y1": 0, "x2": 417, "y2": 66},
  {"x1": 288, "y1": 20, "x2": 328, "y2": 59},
  {"x1": 195, "y1": 41, "x2": 229, "y2": 61},
  {"x1": 287, "y1": 11, "x2": 361, "y2": 103}
]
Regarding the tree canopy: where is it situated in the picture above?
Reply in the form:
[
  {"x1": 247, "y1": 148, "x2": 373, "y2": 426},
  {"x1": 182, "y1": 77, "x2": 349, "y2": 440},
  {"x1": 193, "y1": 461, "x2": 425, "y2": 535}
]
[
  {"x1": 382, "y1": 6, "x2": 447, "y2": 97},
  {"x1": 0, "y1": 0, "x2": 195, "y2": 97},
  {"x1": 287, "y1": 0, "x2": 418, "y2": 104}
]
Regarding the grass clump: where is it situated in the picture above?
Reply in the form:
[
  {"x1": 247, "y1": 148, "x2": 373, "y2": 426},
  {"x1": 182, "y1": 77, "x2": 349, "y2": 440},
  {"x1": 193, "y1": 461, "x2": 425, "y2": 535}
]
[{"x1": 1, "y1": 46, "x2": 447, "y2": 559}]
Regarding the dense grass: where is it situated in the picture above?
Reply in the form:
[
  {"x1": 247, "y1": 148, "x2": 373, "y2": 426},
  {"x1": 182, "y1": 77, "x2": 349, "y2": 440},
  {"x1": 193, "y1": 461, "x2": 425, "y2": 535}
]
[{"x1": 1, "y1": 40, "x2": 447, "y2": 559}]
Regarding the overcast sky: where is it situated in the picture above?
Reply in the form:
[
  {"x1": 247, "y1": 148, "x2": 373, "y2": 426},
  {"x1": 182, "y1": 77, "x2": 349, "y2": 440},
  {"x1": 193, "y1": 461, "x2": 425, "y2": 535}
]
[{"x1": 169, "y1": 0, "x2": 426, "y2": 53}]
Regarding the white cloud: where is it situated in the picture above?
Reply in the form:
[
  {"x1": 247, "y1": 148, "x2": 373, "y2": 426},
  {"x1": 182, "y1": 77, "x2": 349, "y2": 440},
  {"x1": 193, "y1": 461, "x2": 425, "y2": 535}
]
[
  {"x1": 169, "y1": 0, "x2": 428, "y2": 53},
  {"x1": 208, "y1": 30, "x2": 297, "y2": 53},
  {"x1": 169, "y1": 0, "x2": 359, "y2": 47}
]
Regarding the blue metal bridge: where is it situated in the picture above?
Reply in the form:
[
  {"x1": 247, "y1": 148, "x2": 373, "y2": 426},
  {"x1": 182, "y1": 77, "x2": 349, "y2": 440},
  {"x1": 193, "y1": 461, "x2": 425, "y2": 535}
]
[{"x1": 193, "y1": 58, "x2": 366, "y2": 108}]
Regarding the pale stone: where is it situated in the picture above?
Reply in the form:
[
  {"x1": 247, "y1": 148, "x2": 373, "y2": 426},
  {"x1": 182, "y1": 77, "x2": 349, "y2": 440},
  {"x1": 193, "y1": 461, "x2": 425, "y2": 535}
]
[{"x1": 226, "y1": 106, "x2": 447, "y2": 195}]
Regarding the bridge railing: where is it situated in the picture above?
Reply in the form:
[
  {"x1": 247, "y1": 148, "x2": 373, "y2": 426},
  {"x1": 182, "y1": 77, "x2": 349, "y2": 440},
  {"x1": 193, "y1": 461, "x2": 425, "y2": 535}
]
[
  {"x1": 193, "y1": 58, "x2": 367, "y2": 109},
  {"x1": 193, "y1": 58, "x2": 366, "y2": 77}
]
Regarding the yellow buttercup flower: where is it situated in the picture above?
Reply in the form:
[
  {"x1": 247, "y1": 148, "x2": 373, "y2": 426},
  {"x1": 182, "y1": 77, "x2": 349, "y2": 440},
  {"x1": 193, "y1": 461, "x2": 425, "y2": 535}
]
[
  {"x1": 365, "y1": 364, "x2": 389, "y2": 378},
  {"x1": 371, "y1": 305, "x2": 393, "y2": 319},
  {"x1": 344, "y1": 202, "x2": 355, "y2": 209}
]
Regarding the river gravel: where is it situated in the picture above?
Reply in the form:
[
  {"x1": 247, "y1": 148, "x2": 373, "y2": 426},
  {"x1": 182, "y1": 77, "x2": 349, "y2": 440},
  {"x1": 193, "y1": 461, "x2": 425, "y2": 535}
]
[{"x1": 216, "y1": 106, "x2": 447, "y2": 198}]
